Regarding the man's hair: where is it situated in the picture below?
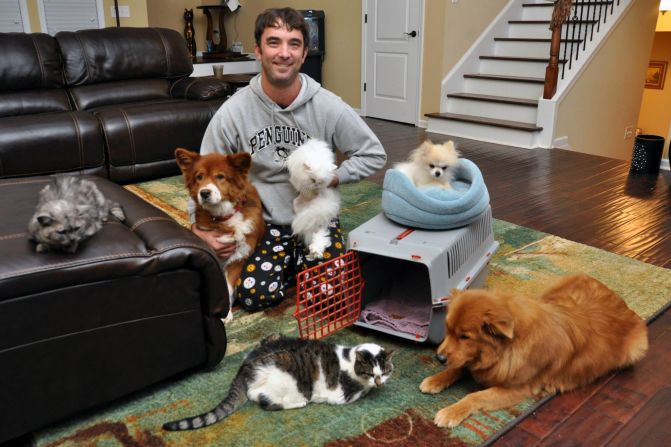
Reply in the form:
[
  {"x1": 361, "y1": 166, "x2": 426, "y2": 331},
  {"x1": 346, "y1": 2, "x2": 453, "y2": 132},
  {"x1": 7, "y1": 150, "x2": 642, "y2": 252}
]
[{"x1": 254, "y1": 7, "x2": 308, "y2": 48}]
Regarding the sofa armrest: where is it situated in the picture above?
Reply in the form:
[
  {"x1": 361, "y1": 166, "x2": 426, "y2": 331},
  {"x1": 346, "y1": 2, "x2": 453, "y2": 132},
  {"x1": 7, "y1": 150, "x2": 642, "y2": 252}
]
[{"x1": 171, "y1": 77, "x2": 232, "y2": 101}]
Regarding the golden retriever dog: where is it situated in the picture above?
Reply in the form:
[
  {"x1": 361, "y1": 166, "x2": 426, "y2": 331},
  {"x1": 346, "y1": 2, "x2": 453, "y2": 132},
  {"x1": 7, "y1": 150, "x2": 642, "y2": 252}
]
[
  {"x1": 175, "y1": 148, "x2": 265, "y2": 323},
  {"x1": 419, "y1": 274, "x2": 648, "y2": 428}
]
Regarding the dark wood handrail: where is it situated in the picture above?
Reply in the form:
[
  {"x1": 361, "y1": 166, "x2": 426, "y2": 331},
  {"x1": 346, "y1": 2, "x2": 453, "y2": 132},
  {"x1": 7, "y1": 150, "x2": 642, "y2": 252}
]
[
  {"x1": 543, "y1": 0, "x2": 621, "y2": 99},
  {"x1": 544, "y1": 0, "x2": 573, "y2": 99}
]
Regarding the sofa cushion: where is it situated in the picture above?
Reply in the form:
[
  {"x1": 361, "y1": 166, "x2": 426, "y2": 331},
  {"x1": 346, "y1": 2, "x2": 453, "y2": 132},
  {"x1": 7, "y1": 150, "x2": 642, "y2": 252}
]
[
  {"x1": 0, "y1": 90, "x2": 71, "y2": 118},
  {"x1": 0, "y1": 32, "x2": 64, "y2": 92},
  {"x1": 56, "y1": 27, "x2": 193, "y2": 87},
  {"x1": 68, "y1": 79, "x2": 172, "y2": 111},
  {"x1": 93, "y1": 99, "x2": 224, "y2": 183},
  {"x1": 0, "y1": 111, "x2": 106, "y2": 178}
]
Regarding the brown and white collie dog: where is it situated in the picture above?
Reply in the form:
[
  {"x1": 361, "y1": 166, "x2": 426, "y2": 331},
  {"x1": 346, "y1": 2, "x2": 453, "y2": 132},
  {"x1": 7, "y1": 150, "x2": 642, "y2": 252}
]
[{"x1": 175, "y1": 148, "x2": 265, "y2": 322}]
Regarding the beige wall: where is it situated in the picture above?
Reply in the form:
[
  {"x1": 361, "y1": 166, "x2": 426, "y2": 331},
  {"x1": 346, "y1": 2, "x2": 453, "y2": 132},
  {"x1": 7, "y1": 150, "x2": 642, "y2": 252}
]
[
  {"x1": 24, "y1": 0, "x2": 148, "y2": 31},
  {"x1": 638, "y1": 31, "x2": 671, "y2": 158},
  {"x1": 102, "y1": 0, "x2": 148, "y2": 27},
  {"x1": 656, "y1": 9, "x2": 671, "y2": 31},
  {"x1": 147, "y1": 0, "x2": 206, "y2": 47},
  {"x1": 418, "y1": 0, "x2": 507, "y2": 118},
  {"x1": 420, "y1": 1, "x2": 446, "y2": 119},
  {"x1": 441, "y1": 0, "x2": 508, "y2": 74},
  {"x1": 25, "y1": 0, "x2": 40, "y2": 32},
  {"x1": 555, "y1": 0, "x2": 658, "y2": 160}
]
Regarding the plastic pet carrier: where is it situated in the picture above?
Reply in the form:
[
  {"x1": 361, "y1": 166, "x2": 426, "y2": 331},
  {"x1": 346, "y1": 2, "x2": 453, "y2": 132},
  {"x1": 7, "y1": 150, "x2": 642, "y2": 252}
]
[{"x1": 347, "y1": 208, "x2": 499, "y2": 343}]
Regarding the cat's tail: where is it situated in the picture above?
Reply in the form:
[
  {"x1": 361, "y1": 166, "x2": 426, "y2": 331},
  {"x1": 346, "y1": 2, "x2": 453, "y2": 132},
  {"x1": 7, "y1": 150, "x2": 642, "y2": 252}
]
[{"x1": 162, "y1": 369, "x2": 249, "y2": 431}]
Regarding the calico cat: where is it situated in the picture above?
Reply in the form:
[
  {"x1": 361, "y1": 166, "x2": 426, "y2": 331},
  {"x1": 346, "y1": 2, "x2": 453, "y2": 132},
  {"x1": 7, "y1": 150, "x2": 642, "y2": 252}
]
[
  {"x1": 27, "y1": 176, "x2": 125, "y2": 253},
  {"x1": 162, "y1": 334, "x2": 394, "y2": 431}
]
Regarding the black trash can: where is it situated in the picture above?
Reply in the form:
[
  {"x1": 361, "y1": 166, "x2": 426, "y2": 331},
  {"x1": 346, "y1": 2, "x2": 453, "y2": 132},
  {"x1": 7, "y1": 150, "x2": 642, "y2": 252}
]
[{"x1": 630, "y1": 134, "x2": 665, "y2": 175}]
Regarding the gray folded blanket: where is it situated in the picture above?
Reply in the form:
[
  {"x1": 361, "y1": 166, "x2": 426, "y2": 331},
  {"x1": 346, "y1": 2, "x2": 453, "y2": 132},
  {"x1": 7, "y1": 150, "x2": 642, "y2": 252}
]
[{"x1": 360, "y1": 290, "x2": 430, "y2": 338}]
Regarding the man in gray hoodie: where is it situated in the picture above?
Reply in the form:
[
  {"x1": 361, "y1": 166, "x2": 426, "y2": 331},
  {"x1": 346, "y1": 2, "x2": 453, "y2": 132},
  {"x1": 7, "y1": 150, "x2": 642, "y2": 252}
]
[{"x1": 192, "y1": 7, "x2": 387, "y2": 312}]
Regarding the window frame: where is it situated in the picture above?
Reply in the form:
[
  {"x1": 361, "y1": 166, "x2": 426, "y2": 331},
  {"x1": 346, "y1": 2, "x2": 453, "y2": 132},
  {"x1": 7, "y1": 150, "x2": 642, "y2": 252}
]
[
  {"x1": 0, "y1": 0, "x2": 32, "y2": 33},
  {"x1": 36, "y1": 0, "x2": 106, "y2": 35}
]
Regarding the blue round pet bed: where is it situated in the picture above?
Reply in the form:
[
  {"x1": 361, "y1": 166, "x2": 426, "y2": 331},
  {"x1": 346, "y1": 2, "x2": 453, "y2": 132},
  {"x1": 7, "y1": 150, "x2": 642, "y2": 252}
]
[{"x1": 381, "y1": 158, "x2": 490, "y2": 230}]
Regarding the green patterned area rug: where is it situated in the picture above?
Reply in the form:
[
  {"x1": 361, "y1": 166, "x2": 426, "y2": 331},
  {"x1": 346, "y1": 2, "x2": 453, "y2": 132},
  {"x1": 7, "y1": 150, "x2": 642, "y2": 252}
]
[{"x1": 35, "y1": 177, "x2": 671, "y2": 447}]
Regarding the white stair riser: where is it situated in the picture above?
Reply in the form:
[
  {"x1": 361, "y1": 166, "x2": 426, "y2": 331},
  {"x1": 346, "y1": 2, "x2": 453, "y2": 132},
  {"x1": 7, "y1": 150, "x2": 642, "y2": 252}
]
[
  {"x1": 494, "y1": 40, "x2": 552, "y2": 58},
  {"x1": 521, "y1": 6, "x2": 553, "y2": 21},
  {"x1": 464, "y1": 78, "x2": 544, "y2": 100},
  {"x1": 508, "y1": 22, "x2": 597, "y2": 39},
  {"x1": 507, "y1": 23, "x2": 552, "y2": 39},
  {"x1": 523, "y1": 4, "x2": 608, "y2": 21},
  {"x1": 447, "y1": 98, "x2": 538, "y2": 123},
  {"x1": 480, "y1": 59, "x2": 549, "y2": 78},
  {"x1": 427, "y1": 117, "x2": 538, "y2": 149}
]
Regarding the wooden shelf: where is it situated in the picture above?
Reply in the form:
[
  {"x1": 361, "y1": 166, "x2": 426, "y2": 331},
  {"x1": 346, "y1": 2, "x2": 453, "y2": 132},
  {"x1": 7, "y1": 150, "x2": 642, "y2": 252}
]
[{"x1": 196, "y1": 4, "x2": 241, "y2": 53}]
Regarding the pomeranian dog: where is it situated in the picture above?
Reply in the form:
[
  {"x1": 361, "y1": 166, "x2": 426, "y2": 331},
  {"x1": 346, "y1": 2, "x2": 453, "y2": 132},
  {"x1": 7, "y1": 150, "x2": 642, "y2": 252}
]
[
  {"x1": 286, "y1": 139, "x2": 340, "y2": 259},
  {"x1": 175, "y1": 148, "x2": 265, "y2": 323},
  {"x1": 420, "y1": 274, "x2": 648, "y2": 428},
  {"x1": 394, "y1": 140, "x2": 460, "y2": 189}
]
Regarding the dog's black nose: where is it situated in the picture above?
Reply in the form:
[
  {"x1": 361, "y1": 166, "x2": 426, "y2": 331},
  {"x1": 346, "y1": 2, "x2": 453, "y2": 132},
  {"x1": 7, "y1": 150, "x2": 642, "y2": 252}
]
[
  {"x1": 436, "y1": 353, "x2": 447, "y2": 364},
  {"x1": 433, "y1": 171, "x2": 441, "y2": 177},
  {"x1": 200, "y1": 189, "x2": 211, "y2": 199}
]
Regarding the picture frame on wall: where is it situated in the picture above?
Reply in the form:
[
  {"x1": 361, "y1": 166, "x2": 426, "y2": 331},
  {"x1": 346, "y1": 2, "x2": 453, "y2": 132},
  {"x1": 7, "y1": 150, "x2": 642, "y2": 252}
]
[{"x1": 645, "y1": 61, "x2": 667, "y2": 90}]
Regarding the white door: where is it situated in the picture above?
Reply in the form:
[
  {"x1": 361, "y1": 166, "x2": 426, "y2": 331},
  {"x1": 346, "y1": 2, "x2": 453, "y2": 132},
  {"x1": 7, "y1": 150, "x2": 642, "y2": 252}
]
[{"x1": 363, "y1": 0, "x2": 422, "y2": 124}]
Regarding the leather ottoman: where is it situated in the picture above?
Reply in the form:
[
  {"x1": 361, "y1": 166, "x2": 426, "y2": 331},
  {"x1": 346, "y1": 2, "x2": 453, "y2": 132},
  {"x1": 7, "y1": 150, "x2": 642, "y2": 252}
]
[{"x1": 0, "y1": 175, "x2": 228, "y2": 443}]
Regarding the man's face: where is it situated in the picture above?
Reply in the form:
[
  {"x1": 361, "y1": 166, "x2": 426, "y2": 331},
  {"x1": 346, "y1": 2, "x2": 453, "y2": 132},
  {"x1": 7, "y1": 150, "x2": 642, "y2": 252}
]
[{"x1": 254, "y1": 21, "x2": 307, "y2": 87}]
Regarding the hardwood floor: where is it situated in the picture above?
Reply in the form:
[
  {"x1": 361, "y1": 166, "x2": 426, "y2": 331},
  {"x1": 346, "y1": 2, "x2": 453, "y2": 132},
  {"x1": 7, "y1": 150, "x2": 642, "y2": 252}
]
[{"x1": 362, "y1": 117, "x2": 671, "y2": 447}]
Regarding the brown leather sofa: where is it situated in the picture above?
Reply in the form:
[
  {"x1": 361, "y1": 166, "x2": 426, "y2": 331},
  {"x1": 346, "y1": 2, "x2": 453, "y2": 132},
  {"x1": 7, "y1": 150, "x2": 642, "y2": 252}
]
[{"x1": 0, "y1": 28, "x2": 231, "y2": 444}]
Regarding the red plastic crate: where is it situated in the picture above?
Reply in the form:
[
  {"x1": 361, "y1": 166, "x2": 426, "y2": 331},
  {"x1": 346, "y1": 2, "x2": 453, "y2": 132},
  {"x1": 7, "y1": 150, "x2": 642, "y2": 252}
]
[{"x1": 294, "y1": 251, "x2": 364, "y2": 339}]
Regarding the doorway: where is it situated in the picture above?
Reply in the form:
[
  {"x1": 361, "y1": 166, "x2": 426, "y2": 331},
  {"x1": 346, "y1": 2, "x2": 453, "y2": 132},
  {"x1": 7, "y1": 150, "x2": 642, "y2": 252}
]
[{"x1": 362, "y1": 0, "x2": 423, "y2": 125}]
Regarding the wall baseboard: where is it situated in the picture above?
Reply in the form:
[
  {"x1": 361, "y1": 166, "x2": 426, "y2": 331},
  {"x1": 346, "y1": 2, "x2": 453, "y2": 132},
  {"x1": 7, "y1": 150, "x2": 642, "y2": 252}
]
[
  {"x1": 661, "y1": 158, "x2": 670, "y2": 171},
  {"x1": 553, "y1": 136, "x2": 571, "y2": 150}
]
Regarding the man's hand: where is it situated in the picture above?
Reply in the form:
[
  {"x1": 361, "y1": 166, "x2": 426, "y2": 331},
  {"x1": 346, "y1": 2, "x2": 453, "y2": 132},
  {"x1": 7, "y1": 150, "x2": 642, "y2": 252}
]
[
  {"x1": 329, "y1": 174, "x2": 339, "y2": 188},
  {"x1": 191, "y1": 224, "x2": 237, "y2": 260}
]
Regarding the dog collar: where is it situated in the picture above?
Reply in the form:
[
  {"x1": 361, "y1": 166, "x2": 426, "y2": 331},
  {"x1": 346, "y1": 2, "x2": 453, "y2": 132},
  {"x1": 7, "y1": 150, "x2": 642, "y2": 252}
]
[{"x1": 210, "y1": 199, "x2": 245, "y2": 223}]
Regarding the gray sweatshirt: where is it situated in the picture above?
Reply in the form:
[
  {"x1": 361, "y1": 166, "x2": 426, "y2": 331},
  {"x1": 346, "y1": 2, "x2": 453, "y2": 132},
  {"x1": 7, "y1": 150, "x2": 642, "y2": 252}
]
[{"x1": 195, "y1": 73, "x2": 387, "y2": 225}]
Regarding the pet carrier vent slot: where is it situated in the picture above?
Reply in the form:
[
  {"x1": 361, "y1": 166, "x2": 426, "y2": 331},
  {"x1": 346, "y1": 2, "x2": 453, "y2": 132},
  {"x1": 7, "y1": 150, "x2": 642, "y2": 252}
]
[{"x1": 446, "y1": 209, "x2": 493, "y2": 278}]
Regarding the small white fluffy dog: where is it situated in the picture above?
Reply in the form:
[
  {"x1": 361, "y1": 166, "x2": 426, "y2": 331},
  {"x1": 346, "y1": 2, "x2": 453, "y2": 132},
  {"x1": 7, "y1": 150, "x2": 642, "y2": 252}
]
[
  {"x1": 395, "y1": 140, "x2": 460, "y2": 188},
  {"x1": 286, "y1": 139, "x2": 341, "y2": 259}
]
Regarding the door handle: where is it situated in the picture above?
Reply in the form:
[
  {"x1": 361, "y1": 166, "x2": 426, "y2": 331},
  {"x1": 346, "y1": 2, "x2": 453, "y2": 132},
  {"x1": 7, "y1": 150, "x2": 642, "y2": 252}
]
[{"x1": 404, "y1": 30, "x2": 417, "y2": 38}]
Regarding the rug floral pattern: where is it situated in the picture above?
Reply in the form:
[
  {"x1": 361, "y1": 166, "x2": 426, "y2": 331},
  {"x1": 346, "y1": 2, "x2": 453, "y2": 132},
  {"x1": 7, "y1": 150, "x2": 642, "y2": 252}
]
[{"x1": 35, "y1": 179, "x2": 671, "y2": 447}]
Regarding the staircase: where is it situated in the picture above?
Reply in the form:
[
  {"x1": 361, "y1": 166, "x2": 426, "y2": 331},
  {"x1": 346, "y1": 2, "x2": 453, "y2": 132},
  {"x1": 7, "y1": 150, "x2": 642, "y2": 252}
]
[{"x1": 426, "y1": 0, "x2": 617, "y2": 149}]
